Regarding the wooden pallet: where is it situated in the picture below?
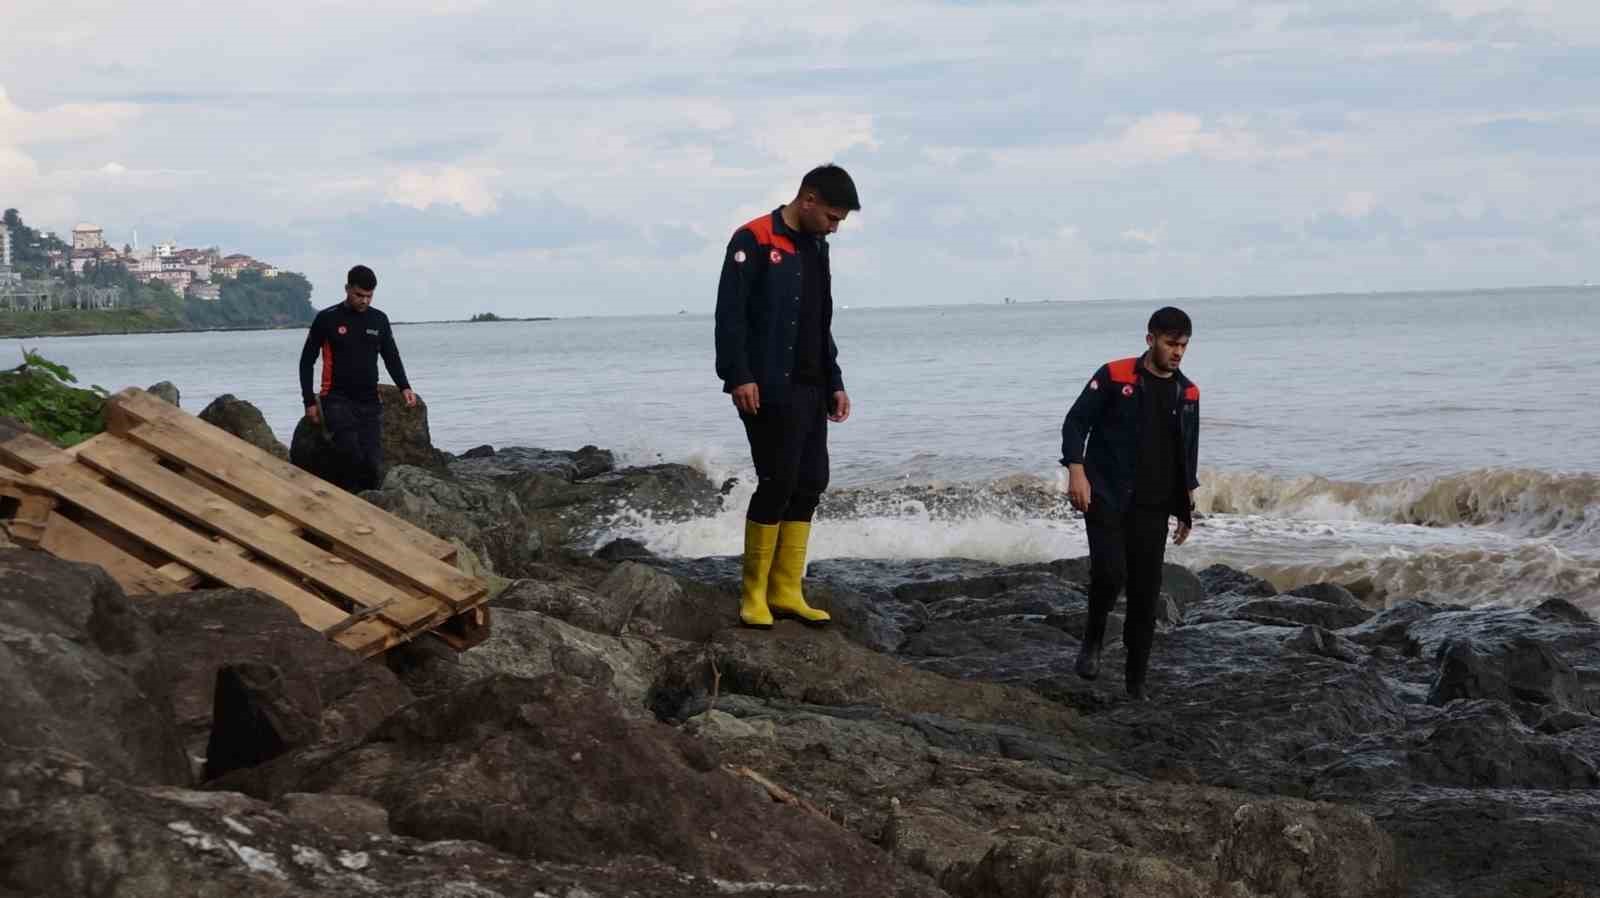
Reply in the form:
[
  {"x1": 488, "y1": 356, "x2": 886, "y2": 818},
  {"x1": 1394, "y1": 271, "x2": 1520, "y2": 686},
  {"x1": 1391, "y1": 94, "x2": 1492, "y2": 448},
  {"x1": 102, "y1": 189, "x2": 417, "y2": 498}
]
[{"x1": 0, "y1": 388, "x2": 491, "y2": 657}]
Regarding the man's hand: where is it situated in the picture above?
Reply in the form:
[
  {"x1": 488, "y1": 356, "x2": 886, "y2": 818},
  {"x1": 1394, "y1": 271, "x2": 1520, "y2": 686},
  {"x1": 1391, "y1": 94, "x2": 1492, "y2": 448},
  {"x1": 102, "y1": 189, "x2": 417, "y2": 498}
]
[
  {"x1": 732, "y1": 382, "x2": 760, "y2": 415},
  {"x1": 829, "y1": 390, "x2": 851, "y2": 423},
  {"x1": 402, "y1": 388, "x2": 418, "y2": 407},
  {"x1": 1066, "y1": 464, "x2": 1091, "y2": 513},
  {"x1": 1174, "y1": 490, "x2": 1195, "y2": 545},
  {"x1": 305, "y1": 403, "x2": 321, "y2": 424}
]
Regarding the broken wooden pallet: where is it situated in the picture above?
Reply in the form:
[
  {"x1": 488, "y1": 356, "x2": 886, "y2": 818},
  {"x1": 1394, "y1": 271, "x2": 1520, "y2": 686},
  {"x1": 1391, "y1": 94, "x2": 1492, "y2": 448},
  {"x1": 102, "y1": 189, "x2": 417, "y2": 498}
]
[{"x1": 0, "y1": 387, "x2": 491, "y2": 657}]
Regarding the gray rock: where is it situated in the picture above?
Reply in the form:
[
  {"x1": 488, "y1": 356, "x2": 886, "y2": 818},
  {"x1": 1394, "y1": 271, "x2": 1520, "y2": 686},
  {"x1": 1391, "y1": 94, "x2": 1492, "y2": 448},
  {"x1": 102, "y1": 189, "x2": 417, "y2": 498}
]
[
  {"x1": 141, "y1": 588, "x2": 413, "y2": 761},
  {"x1": 449, "y1": 445, "x2": 616, "y2": 483},
  {"x1": 364, "y1": 464, "x2": 538, "y2": 577},
  {"x1": 146, "y1": 380, "x2": 180, "y2": 406},
  {"x1": 204, "y1": 675, "x2": 926, "y2": 895},
  {"x1": 1288, "y1": 581, "x2": 1365, "y2": 609},
  {"x1": 593, "y1": 537, "x2": 655, "y2": 561},
  {"x1": 203, "y1": 662, "x2": 321, "y2": 781},
  {"x1": 1287, "y1": 625, "x2": 1363, "y2": 663},
  {"x1": 0, "y1": 549, "x2": 189, "y2": 785},
  {"x1": 1198, "y1": 563, "x2": 1278, "y2": 597},
  {"x1": 199, "y1": 393, "x2": 289, "y2": 459},
  {"x1": 1228, "y1": 595, "x2": 1375, "y2": 630},
  {"x1": 377, "y1": 384, "x2": 444, "y2": 474},
  {"x1": 1428, "y1": 636, "x2": 1590, "y2": 716},
  {"x1": 277, "y1": 792, "x2": 391, "y2": 835}
]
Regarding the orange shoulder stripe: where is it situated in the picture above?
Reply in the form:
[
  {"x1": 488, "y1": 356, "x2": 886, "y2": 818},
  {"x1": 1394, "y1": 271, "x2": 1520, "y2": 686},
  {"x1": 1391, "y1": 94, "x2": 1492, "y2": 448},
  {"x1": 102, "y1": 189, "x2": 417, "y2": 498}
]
[{"x1": 1106, "y1": 357, "x2": 1139, "y2": 384}]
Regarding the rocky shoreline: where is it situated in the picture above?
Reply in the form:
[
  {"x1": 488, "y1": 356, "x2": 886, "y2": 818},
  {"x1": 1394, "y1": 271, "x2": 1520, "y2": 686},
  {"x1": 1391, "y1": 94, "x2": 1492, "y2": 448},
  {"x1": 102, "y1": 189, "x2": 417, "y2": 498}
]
[{"x1": 2, "y1": 393, "x2": 1597, "y2": 897}]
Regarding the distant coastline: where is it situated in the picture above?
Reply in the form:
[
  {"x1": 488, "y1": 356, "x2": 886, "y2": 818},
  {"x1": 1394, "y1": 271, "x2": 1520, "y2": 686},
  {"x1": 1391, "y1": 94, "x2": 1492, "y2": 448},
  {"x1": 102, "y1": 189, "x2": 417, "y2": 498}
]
[{"x1": 0, "y1": 314, "x2": 559, "y2": 340}]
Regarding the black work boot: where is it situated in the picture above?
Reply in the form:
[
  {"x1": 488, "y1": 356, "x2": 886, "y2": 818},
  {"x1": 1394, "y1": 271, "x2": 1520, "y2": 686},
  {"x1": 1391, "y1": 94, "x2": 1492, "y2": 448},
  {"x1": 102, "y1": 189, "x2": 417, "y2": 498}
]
[{"x1": 1126, "y1": 678, "x2": 1149, "y2": 702}]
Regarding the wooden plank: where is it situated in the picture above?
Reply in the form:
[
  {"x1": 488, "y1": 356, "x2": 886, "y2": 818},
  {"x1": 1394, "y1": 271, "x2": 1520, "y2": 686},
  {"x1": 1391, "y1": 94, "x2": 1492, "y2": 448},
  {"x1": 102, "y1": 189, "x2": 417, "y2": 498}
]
[
  {"x1": 73, "y1": 438, "x2": 447, "y2": 633},
  {"x1": 431, "y1": 605, "x2": 493, "y2": 652},
  {"x1": 25, "y1": 462, "x2": 393, "y2": 655},
  {"x1": 122, "y1": 419, "x2": 485, "y2": 611},
  {"x1": 8, "y1": 493, "x2": 56, "y2": 543},
  {"x1": 11, "y1": 434, "x2": 206, "y2": 585},
  {"x1": 105, "y1": 388, "x2": 458, "y2": 561},
  {"x1": 39, "y1": 512, "x2": 183, "y2": 596},
  {"x1": 0, "y1": 431, "x2": 75, "y2": 473}
]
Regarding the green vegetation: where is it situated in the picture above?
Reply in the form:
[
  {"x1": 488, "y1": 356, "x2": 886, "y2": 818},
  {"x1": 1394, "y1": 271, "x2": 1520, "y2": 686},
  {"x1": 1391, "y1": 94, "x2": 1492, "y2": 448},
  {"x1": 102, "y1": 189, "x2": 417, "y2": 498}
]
[
  {"x1": 469, "y1": 312, "x2": 503, "y2": 322},
  {"x1": 0, "y1": 351, "x2": 107, "y2": 446},
  {"x1": 184, "y1": 270, "x2": 317, "y2": 329},
  {"x1": 3, "y1": 208, "x2": 68, "y2": 279},
  {"x1": 0, "y1": 307, "x2": 185, "y2": 337}
]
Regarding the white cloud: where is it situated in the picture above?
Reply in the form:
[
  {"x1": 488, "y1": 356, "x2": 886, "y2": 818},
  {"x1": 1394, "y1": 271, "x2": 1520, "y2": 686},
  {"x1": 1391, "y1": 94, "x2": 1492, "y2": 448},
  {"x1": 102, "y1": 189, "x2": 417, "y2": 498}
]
[
  {"x1": 1340, "y1": 191, "x2": 1379, "y2": 219},
  {"x1": 0, "y1": 85, "x2": 140, "y2": 145},
  {"x1": 385, "y1": 167, "x2": 500, "y2": 215},
  {"x1": 753, "y1": 110, "x2": 880, "y2": 170},
  {"x1": 2, "y1": 2, "x2": 1599, "y2": 316}
]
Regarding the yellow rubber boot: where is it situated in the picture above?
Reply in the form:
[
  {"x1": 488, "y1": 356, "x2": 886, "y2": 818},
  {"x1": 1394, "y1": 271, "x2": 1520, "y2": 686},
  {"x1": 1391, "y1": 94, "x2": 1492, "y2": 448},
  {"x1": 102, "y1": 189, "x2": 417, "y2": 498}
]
[
  {"x1": 739, "y1": 520, "x2": 779, "y2": 629},
  {"x1": 768, "y1": 521, "x2": 831, "y2": 625}
]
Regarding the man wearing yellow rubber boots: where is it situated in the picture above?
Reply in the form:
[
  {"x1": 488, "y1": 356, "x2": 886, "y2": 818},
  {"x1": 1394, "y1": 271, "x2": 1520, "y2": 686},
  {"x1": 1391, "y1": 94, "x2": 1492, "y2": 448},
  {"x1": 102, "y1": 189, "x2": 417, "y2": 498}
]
[{"x1": 714, "y1": 165, "x2": 859, "y2": 628}]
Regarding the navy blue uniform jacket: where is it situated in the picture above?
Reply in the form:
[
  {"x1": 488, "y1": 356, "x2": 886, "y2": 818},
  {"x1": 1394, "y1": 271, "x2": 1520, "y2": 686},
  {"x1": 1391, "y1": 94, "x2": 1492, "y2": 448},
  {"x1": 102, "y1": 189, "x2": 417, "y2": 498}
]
[{"x1": 714, "y1": 209, "x2": 845, "y2": 401}]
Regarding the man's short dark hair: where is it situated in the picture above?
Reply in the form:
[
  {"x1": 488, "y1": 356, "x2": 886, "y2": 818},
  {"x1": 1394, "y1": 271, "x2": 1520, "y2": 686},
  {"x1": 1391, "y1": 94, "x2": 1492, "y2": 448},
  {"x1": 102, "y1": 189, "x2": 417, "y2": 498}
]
[
  {"x1": 800, "y1": 165, "x2": 861, "y2": 211},
  {"x1": 347, "y1": 265, "x2": 377, "y2": 290},
  {"x1": 1148, "y1": 306, "x2": 1191, "y2": 337}
]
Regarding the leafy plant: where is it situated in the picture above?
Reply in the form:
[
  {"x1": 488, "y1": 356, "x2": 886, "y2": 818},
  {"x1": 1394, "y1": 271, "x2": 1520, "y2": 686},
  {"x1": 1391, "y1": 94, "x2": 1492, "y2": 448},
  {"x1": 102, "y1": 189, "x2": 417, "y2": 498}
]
[{"x1": 0, "y1": 350, "x2": 109, "y2": 446}]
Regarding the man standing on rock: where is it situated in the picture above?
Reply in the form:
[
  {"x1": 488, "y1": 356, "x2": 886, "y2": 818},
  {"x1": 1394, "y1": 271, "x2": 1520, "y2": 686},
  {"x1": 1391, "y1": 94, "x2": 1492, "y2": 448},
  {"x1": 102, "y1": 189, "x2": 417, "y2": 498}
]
[
  {"x1": 1060, "y1": 307, "x2": 1199, "y2": 700},
  {"x1": 715, "y1": 165, "x2": 859, "y2": 629},
  {"x1": 298, "y1": 264, "x2": 417, "y2": 493}
]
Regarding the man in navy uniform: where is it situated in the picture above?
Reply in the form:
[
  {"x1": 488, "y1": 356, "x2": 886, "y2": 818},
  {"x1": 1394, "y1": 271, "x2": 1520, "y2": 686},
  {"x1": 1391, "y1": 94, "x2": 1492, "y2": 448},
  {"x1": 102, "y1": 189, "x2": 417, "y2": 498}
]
[
  {"x1": 298, "y1": 264, "x2": 416, "y2": 492},
  {"x1": 1061, "y1": 307, "x2": 1200, "y2": 700},
  {"x1": 715, "y1": 165, "x2": 860, "y2": 629}
]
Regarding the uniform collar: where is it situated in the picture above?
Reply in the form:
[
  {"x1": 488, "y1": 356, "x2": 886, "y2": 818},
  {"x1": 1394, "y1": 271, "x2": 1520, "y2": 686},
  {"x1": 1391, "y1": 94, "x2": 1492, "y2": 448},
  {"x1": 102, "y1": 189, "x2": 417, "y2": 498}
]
[
  {"x1": 772, "y1": 207, "x2": 826, "y2": 247},
  {"x1": 1136, "y1": 351, "x2": 1189, "y2": 387}
]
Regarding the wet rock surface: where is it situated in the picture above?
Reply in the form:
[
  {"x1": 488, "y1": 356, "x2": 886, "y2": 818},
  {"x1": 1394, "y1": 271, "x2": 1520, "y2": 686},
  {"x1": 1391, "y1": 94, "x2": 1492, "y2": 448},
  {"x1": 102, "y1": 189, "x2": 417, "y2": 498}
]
[{"x1": 5, "y1": 434, "x2": 1599, "y2": 897}]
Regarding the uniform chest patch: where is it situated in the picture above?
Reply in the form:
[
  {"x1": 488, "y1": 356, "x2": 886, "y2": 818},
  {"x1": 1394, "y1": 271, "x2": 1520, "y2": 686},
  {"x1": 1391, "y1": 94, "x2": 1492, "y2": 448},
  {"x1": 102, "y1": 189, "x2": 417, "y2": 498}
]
[
  {"x1": 337, "y1": 325, "x2": 348, "y2": 335},
  {"x1": 733, "y1": 250, "x2": 746, "y2": 263},
  {"x1": 769, "y1": 249, "x2": 782, "y2": 264},
  {"x1": 1089, "y1": 379, "x2": 1099, "y2": 391},
  {"x1": 1122, "y1": 385, "x2": 1135, "y2": 397},
  {"x1": 367, "y1": 329, "x2": 380, "y2": 336}
]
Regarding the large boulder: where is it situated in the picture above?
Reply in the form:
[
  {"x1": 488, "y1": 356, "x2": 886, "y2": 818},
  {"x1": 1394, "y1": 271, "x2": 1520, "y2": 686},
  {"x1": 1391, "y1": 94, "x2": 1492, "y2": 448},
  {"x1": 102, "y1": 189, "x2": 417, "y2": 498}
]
[
  {"x1": 145, "y1": 380, "x2": 180, "y2": 406},
  {"x1": 1, "y1": 744, "x2": 932, "y2": 898},
  {"x1": 289, "y1": 387, "x2": 445, "y2": 489},
  {"x1": 376, "y1": 384, "x2": 443, "y2": 473},
  {"x1": 202, "y1": 662, "x2": 322, "y2": 781},
  {"x1": 1198, "y1": 563, "x2": 1278, "y2": 598},
  {"x1": 449, "y1": 445, "x2": 615, "y2": 482},
  {"x1": 140, "y1": 588, "x2": 414, "y2": 764},
  {"x1": 199, "y1": 393, "x2": 289, "y2": 459},
  {"x1": 0, "y1": 549, "x2": 190, "y2": 785},
  {"x1": 206, "y1": 674, "x2": 925, "y2": 894},
  {"x1": 1428, "y1": 636, "x2": 1591, "y2": 718},
  {"x1": 363, "y1": 464, "x2": 539, "y2": 577},
  {"x1": 447, "y1": 447, "x2": 723, "y2": 551},
  {"x1": 386, "y1": 602, "x2": 666, "y2": 714}
]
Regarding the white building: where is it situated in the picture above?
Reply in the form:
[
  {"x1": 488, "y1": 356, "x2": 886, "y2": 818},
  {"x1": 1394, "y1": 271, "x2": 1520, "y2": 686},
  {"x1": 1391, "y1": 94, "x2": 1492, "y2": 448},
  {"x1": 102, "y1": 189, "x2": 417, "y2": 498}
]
[
  {"x1": 186, "y1": 282, "x2": 222, "y2": 302},
  {"x1": 154, "y1": 240, "x2": 177, "y2": 259},
  {"x1": 0, "y1": 227, "x2": 11, "y2": 267},
  {"x1": 72, "y1": 224, "x2": 106, "y2": 251}
]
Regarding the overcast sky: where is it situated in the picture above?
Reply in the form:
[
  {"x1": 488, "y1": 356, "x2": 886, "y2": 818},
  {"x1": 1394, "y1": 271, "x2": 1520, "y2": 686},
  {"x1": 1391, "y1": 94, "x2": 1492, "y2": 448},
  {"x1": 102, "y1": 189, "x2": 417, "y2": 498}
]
[{"x1": 4, "y1": 1, "x2": 1599, "y2": 320}]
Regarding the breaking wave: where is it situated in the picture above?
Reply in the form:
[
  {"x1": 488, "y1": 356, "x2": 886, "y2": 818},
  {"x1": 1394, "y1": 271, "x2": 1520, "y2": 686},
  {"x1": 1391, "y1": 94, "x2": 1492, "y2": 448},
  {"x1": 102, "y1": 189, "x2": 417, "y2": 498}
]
[
  {"x1": 600, "y1": 455, "x2": 1600, "y2": 610},
  {"x1": 1197, "y1": 467, "x2": 1600, "y2": 542}
]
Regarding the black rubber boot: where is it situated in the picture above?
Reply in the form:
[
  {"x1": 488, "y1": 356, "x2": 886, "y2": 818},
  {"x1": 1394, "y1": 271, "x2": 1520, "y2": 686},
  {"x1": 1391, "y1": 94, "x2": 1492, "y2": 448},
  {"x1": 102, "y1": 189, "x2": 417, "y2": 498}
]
[{"x1": 1074, "y1": 614, "x2": 1107, "y2": 681}]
